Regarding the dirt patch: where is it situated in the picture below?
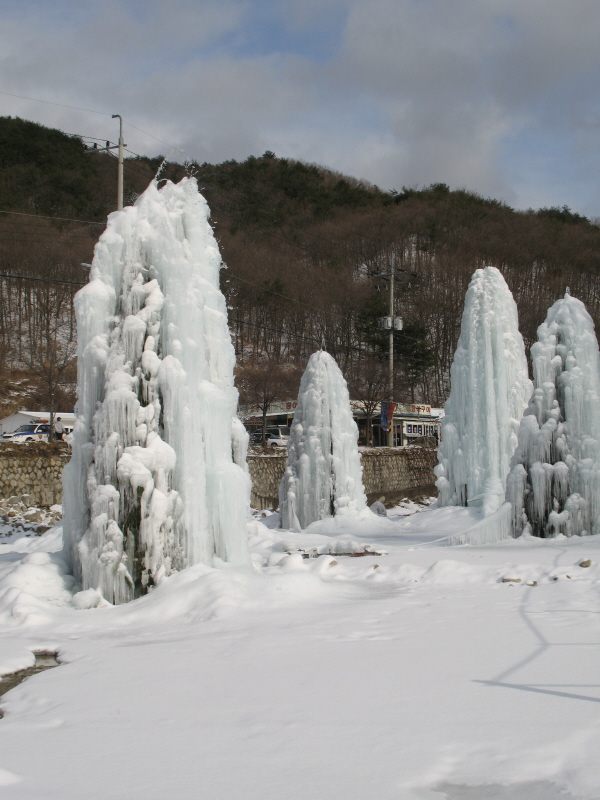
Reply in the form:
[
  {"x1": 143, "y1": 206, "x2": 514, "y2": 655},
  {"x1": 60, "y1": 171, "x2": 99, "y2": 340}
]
[
  {"x1": 0, "y1": 441, "x2": 70, "y2": 457},
  {"x1": 0, "y1": 651, "x2": 60, "y2": 717}
]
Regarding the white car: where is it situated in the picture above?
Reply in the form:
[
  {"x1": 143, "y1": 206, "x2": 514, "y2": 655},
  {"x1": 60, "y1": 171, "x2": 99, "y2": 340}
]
[
  {"x1": 2, "y1": 423, "x2": 52, "y2": 443},
  {"x1": 249, "y1": 431, "x2": 288, "y2": 447}
]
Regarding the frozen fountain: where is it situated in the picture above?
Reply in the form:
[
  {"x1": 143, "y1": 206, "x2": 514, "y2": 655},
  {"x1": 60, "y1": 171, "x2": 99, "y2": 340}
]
[
  {"x1": 435, "y1": 267, "x2": 532, "y2": 516},
  {"x1": 279, "y1": 350, "x2": 367, "y2": 530},
  {"x1": 506, "y1": 291, "x2": 600, "y2": 537},
  {"x1": 62, "y1": 178, "x2": 250, "y2": 603}
]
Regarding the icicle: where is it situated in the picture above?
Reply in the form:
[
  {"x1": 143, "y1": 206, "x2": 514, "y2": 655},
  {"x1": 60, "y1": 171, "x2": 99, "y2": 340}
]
[
  {"x1": 279, "y1": 351, "x2": 367, "y2": 529},
  {"x1": 507, "y1": 291, "x2": 600, "y2": 537},
  {"x1": 62, "y1": 178, "x2": 250, "y2": 603},
  {"x1": 436, "y1": 267, "x2": 532, "y2": 516}
]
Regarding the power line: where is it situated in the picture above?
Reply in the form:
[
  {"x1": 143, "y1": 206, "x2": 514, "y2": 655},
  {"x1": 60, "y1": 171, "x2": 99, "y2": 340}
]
[
  {"x1": 196, "y1": 165, "x2": 393, "y2": 259},
  {"x1": 0, "y1": 209, "x2": 105, "y2": 225},
  {"x1": 0, "y1": 119, "x2": 423, "y2": 348},
  {"x1": 0, "y1": 90, "x2": 113, "y2": 116},
  {"x1": 123, "y1": 122, "x2": 192, "y2": 163},
  {"x1": 0, "y1": 230, "x2": 94, "y2": 241},
  {"x1": 0, "y1": 240, "x2": 93, "y2": 248},
  {"x1": 0, "y1": 273, "x2": 85, "y2": 286},
  {"x1": 1, "y1": 90, "x2": 192, "y2": 166},
  {"x1": 233, "y1": 316, "x2": 393, "y2": 359},
  {"x1": 0, "y1": 215, "x2": 424, "y2": 346},
  {"x1": 225, "y1": 273, "x2": 348, "y2": 322},
  {"x1": 232, "y1": 318, "x2": 323, "y2": 350},
  {"x1": 0, "y1": 225, "x2": 94, "y2": 237},
  {"x1": 123, "y1": 122, "x2": 177, "y2": 150},
  {"x1": 1, "y1": 101, "x2": 394, "y2": 262},
  {"x1": 0, "y1": 216, "x2": 94, "y2": 230},
  {"x1": 198, "y1": 176, "x2": 399, "y2": 272},
  {"x1": 64, "y1": 132, "x2": 116, "y2": 143}
]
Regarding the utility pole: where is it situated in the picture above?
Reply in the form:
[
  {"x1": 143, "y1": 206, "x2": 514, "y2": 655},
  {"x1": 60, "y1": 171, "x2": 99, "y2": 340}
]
[
  {"x1": 374, "y1": 254, "x2": 415, "y2": 447},
  {"x1": 83, "y1": 117, "x2": 126, "y2": 211},
  {"x1": 112, "y1": 114, "x2": 124, "y2": 210},
  {"x1": 388, "y1": 252, "x2": 395, "y2": 447}
]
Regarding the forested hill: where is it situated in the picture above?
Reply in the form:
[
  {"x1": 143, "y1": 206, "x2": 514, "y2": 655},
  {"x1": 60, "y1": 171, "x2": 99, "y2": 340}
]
[{"x1": 1, "y1": 115, "x2": 600, "y2": 406}]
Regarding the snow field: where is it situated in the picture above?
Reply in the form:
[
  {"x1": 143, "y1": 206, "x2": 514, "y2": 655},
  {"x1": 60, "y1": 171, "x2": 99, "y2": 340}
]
[{"x1": 0, "y1": 519, "x2": 598, "y2": 799}]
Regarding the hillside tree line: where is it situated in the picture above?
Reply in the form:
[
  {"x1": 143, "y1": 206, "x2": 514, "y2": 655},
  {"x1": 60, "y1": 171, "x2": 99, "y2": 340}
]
[{"x1": 1, "y1": 117, "x2": 599, "y2": 417}]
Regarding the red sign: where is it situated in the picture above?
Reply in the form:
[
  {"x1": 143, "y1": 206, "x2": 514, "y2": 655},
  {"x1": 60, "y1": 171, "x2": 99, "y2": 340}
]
[{"x1": 388, "y1": 402, "x2": 397, "y2": 426}]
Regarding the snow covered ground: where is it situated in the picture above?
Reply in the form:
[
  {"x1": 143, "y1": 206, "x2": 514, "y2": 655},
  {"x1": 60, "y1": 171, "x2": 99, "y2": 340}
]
[{"x1": 0, "y1": 502, "x2": 598, "y2": 799}]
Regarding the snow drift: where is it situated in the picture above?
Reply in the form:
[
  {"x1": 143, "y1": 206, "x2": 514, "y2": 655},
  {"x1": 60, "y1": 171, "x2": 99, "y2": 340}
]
[
  {"x1": 279, "y1": 351, "x2": 367, "y2": 530},
  {"x1": 507, "y1": 290, "x2": 600, "y2": 537},
  {"x1": 62, "y1": 178, "x2": 250, "y2": 603},
  {"x1": 435, "y1": 267, "x2": 531, "y2": 517}
]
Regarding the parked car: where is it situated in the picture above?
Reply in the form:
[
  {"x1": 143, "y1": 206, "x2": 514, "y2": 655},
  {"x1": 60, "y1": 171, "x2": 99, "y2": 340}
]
[
  {"x1": 2, "y1": 423, "x2": 52, "y2": 443},
  {"x1": 266, "y1": 426, "x2": 290, "y2": 439},
  {"x1": 249, "y1": 431, "x2": 288, "y2": 447}
]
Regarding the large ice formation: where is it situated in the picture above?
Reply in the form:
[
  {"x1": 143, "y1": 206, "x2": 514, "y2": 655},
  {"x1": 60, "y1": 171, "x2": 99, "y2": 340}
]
[
  {"x1": 435, "y1": 267, "x2": 532, "y2": 516},
  {"x1": 62, "y1": 178, "x2": 250, "y2": 603},
  {"x1": 279, "y1": 351, "x2": 367, "y2": 530},
  {"x1": 506, "y1": 291, "x2": 600, "y2": 537}
]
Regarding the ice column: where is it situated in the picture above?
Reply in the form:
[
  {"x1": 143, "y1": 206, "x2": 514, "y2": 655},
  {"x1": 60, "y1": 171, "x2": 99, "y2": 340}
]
[
  {"x1": 279, "y1": 350, "x2": 367, "y2": 530},
  {"x1": 62, "y1": 178, "x2": 250, "y2": 603},
  {"x1": 506, "y1": 291, "x2": 600, "y2": 537},
  {"x1": 435, "y1": 267, "x2": 532, "y2": 516}
]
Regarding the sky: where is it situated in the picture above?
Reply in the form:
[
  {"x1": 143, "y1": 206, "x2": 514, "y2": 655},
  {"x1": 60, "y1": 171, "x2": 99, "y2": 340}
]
[{"x1": 2, "y1": 0, "x2": 600, "y2": 215}]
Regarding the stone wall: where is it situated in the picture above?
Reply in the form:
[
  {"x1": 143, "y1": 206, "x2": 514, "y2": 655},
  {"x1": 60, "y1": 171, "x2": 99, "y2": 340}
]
[
  {"x1": 0, "y1": 443, "x2": 438, "y2": 511},
  {"x1": 0, "y1": 443, "x2": 69, "y2": 507},
  {"x1": 359, "y1": 447, "x2": 439, "y2": 505},
  {"x1": 247, "y1": 446, "x2": 438, "y2": 509},
  {"x1": 247, "y1": 451, "x2": 288, "y2": 510}
]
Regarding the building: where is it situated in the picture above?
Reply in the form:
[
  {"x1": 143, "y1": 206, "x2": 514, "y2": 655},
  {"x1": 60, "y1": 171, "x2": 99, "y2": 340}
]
[
  {"x1": 352, "y1": 401, "x2": 442, "y2": 447},
  {"x1": 239, "y1": 401, "x2": 442, "y2": 447}
]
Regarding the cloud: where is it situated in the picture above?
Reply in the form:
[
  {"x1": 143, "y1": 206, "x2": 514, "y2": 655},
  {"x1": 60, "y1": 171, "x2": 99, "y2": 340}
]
[{"x1": 2, "y1": 0, "x2": 600, "y2": 213}]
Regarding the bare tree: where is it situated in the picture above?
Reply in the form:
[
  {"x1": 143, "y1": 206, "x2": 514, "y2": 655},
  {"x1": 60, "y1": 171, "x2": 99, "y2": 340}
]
[
  {"x1": 236, "y1": 357, "x2": 301, "y2": 445},
  {"x1": 347, "y1": 358, "x2": 389, "y2": 446},
  {"x1": 21, "y1": 285, "x2": 77, "y2": 436}
]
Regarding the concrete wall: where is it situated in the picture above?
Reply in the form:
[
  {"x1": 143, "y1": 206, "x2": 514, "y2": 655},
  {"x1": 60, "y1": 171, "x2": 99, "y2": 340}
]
[
  {"x1": 0, "y1": 443, "x2": 69, "y2": 507},
  {"x1": 247, "y1": 446, "x2": 438, "y2": 509}
]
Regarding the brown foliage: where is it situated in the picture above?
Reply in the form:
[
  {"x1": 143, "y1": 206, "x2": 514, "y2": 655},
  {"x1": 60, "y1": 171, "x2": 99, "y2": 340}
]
[{"x1": 2, "y1": 123, "x2": 600, "y2": 410}]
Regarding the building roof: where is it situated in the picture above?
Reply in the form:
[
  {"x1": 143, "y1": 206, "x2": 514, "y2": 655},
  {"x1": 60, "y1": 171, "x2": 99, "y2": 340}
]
[{"x1": 18, "y1": 410, "x2": 75, "y2": 421}]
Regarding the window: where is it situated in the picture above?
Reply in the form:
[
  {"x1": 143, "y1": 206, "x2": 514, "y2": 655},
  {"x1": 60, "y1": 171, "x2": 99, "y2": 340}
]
[
  {"x1": 418, "y1": 425, "x2": 423, "y2": 435},
  {"x1": 407, "y1": 424, "x2": 412, "y2": 434}
]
